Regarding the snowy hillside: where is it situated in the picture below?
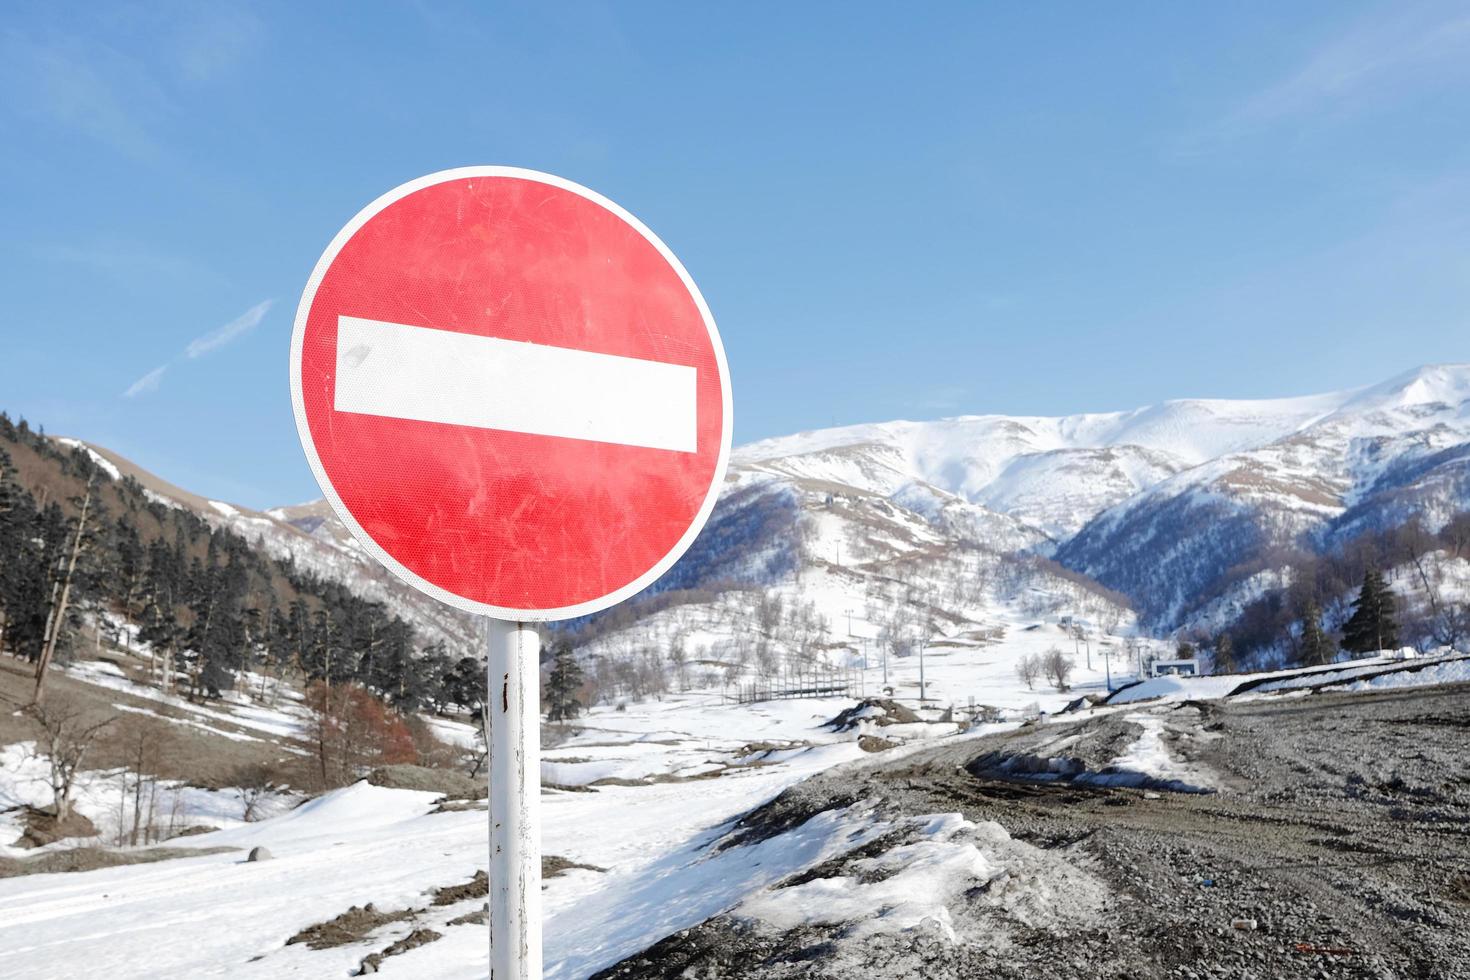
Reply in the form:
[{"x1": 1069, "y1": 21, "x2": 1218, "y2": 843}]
[
  {"x1": 61, "y1": 363, "x2": 1470, "y2": 668},
  {"x1": 62, "y1": 442, "x2": 480, "y2": 652},
  {"x1": 582, "y1": 362, "x2": 1470, "y2": 665},
  {"x1": 1060, "y1": 364, "x2": 1470, "y2": 625},
  {"x1": 7, "y1": 366, "x2": 1470, "y2": 979}
]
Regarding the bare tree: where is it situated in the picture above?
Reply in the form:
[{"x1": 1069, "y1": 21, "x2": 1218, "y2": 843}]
[
  {"x1": 116, "y1": 724, "x2": 170, "y2": 845},
  {"x1": 230, "y1": 763, "x2": 280, "y2": 823},
  {"x1": 1015, "y1": 653, "x2": 1040, "y2": 690},
  {"x1": 668, "y1": 629, "x2": 690, "y2": 691},
  {"x1": 466, "y1": 703, "x2": 489, "y2": 780},
  {"x1": 32, "y1": 473, "x2": 96, "y2": 705},
  {"x1": 26, "y1": 697, "x2": 115, "y2": 824},
  {"x1": 1041, "y1": 647, "x2": 1075, "y2": 692}
]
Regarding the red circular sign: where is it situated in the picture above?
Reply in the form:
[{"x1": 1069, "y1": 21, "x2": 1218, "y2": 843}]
[{"x1": 291, "y1": 168, "x2": 731, "y2": 620}]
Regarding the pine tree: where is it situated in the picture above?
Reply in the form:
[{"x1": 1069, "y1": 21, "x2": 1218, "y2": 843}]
[
  {"x1": 544, "y1": 641, "x2": 584, "y2": 723},
  {"x1": 1341, "y1": 569, "x2": 1400, "y2": 654},
  {"x1": 1299, "y1": 600, "x2": 1331, "y2": 666}
]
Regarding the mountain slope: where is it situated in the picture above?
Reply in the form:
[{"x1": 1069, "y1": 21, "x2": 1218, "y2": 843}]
[
  {"x1": 57, "y1": 440, "x2": 478, "y2": 651},
  {"x1": 53, "y1": 364, "x2": 1470, "y2": 666},
  {"x1": 1058, "y1": 365, "x2": 1470, "y2": 625}
]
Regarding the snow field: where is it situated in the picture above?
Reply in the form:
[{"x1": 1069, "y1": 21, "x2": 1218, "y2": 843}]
[{"x1": 0, "y1": 742, "x2": 297, "y2": 857}]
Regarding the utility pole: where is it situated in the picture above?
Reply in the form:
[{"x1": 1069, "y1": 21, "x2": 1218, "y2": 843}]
[{"x1": 917, "y1": 637, "x2": 929, "y2": 705}]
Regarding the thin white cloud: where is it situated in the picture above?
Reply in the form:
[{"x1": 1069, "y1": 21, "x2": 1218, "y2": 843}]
[
  {"x1": 186, "y1": 299, "x2": 273, "y2": 359},
  {"x1": 1183, "y1": 5, "x2": 1470, "y2": 150},
  {"x1": 1238, "y1": 7, "x2": 1470, "y2": 125},
  {"x1": 123, "y1": 365, "x2": 168, "y2": 399},
  {"x1": 122, "y1": 299, "x2": 273, "y2": 397}
]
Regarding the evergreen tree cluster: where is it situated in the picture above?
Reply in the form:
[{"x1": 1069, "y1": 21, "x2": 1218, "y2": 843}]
[
  {"x1": 1226, "y1": 514, "x2": 1466, "y2": 665},
  {"x1": 0, "y1": 414, "x2": 486, "y2": 712}
]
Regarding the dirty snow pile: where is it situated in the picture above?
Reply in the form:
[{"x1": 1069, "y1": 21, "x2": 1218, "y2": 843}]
[
  {"x1": 973, "y1": 705, "x2": 1219, "y2": 794},
  {"x1": 1106, "y1": 649, "x2": 1468, "y2": 706},
  {"x1": 738, "y1": 810, "x2": 1109, "y2": 948},
  {"x1": 1075, "y1": 712, "x2": 1218, "y2": 793},
  {"x1": 1327, "y1": 656, "x2": 1470, "y2": 692},
  {"x1": 1250, "y1": 650, "x2": 1469, "y2": 694}
]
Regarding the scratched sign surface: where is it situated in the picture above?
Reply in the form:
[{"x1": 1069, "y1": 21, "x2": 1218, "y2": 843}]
[{"x1": 290, "y1": 168, "x2": 732, "y2": 620}]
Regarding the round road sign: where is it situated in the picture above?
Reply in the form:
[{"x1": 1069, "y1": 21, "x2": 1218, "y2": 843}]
[{"x1": 290, "y1": 167, "x2": 731, "y2": 621}]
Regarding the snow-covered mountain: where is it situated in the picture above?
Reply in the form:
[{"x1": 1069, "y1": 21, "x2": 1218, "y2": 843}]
[
  {"x1": 721, "y1": 365, "x2": 1468, "y2": 626},
  {"x1": 1058, "y1": 365, "x2": 1470, "y2": 624},
  {"x1": 66, "y1": 364, "x2": 1470, "y2": 659}
]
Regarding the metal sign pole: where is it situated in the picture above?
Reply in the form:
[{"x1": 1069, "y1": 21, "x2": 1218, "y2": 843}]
[{"x1": 486, "y1": 618, "x2": 542, "y2": 979}]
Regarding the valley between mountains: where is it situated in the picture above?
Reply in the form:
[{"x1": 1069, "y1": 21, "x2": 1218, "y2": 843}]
[{"x1": 2, "y1": 363, "x2": 1468, "y2": 978}]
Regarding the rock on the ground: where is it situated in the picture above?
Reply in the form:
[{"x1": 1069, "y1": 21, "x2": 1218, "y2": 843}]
[{"x1": 366, "y1": 764, "x2": 486, "y2": 800}]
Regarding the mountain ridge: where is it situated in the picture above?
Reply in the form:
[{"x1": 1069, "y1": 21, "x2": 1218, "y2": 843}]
[{"x1": 50, "y1": 362, "x2": 1470, "y2": 659}]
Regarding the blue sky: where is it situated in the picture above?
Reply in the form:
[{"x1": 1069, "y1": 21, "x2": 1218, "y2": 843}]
[{"x1": 3, "y1": 2, "x2": 1468, "y2": 508}]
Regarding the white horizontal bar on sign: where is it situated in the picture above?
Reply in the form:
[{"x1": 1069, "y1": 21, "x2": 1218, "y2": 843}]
[{"x1": 333, "y1": 316, "x2": 698, "y2": 453}]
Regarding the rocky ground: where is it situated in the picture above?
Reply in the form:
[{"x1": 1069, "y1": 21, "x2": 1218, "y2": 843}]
[{"x1": 595, "y1": 685, "x2": 1470, "y2": 980}]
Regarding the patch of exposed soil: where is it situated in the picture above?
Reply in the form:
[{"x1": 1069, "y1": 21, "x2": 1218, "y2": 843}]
[
  {"x1": 825, "y1": 698, "x2": 919, "y2": 731},
  {"x1": 0, "y1": 844, "x2": 236, "y2": 878},
  {"x1": 857, "y1": 734, "x2": 899, "y2": 753},
  {"x1": 544, "y1": 855, "x2": 605, "y2": 879},
  {"x1": 447, "y1": 908, "x2": 487, "y2": 927},
  {"x1": 285, "y1": 904, "x2": 415, "y2": 950},
  {"x1": 431, "y1": 857, "x2": 602, "y2": 910},
  {"x1": 432, "y1": 870, "x2": 487, "y2": 907},
  {"x1": 11, "y1": 806, "x2": 97, "y2": 848},
  {"x1": 590, "y1": 769, "x2": 725, "y2": 788},
  {"x1": 358, "y1": 928, "x2": 442, "y2": 974},
  {"x1": 365, "y1": 765, "x2": 484, "y2": 800},
  {"x1": 0, "y1": 657, "x2": 310, "y2": 791}
]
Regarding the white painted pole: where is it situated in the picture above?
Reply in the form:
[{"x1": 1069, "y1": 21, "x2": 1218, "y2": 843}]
[
  {"x1": 919, "y1": 638, "x2": 926, "y2": 702},
  {"x1": 486, "y1": 618, "x2": 541, "y2": 980}
]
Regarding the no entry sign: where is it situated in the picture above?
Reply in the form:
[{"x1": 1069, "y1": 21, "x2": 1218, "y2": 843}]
[{"x1": 290, "y1": 167, "x2": 732, "y2": 620}]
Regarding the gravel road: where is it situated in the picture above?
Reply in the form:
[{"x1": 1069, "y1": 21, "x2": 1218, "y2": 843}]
[{"x1": 595, "y1": 685, "x2": 1470, "y2": 979}]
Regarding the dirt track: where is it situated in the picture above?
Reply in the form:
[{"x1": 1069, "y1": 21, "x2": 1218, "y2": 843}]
[{"x1": 596, "y1": 685, "x2": 1470, "y2": 979}]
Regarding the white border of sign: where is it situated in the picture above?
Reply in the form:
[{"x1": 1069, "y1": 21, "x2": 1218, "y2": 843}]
[{"x1": 289, "y1": 167, "x2": 733, "y2": 622}]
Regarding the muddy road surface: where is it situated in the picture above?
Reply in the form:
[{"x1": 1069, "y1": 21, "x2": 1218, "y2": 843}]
[{"x1": 596, "y1": 685, "x2": 1470, "y2": 979}]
